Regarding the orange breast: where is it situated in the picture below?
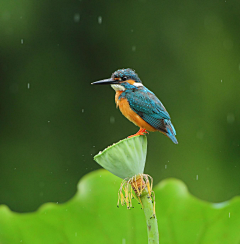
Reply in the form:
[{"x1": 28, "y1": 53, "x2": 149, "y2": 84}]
[{"x1": 115, "y1": 91, "x2": 157, "y2": 132}]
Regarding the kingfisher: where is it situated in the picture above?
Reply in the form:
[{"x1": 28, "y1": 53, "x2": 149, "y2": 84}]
[{"x1": 92, "y1": 68, "x2": 178, "y2": 144}]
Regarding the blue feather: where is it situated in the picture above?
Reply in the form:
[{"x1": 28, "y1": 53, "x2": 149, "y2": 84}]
[
  {"x1": 119, "y1": 86, "x2": 178, "y2": 144},
  {"x1": 120, "y1": 87, "x2": 170, "y2": 120}
]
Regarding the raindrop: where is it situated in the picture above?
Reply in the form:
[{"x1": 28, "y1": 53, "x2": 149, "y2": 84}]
[
  {"x1": 220, "y1": 80, "x2": 222, "y2": 83},
  {"x1": 48, "y1": 121, "x2": 50, "y2": 123},
  {"x1": 21, "y1": 39, "x2": 24, "y2": 44},
  {"x1": 82, "y1": 109, "x2": 84, "y2": 113},
  {"x1": 27, "y1": 83, "x2": 30, "y2": 89},
  {"x1": 227, "y1": 113, "x2": 235, "y2": 124},
  {"x1": 132, "y1": 46, "x2": 136, "y2": 52},
  {"x1": 74, "y1": 13, "x2": 80, "y2": 22},
  {"x1": 165, "y1": 165, "x2": 167, "y2": 169},
  {"x1": 98, "y1": 16, "x2": 102, "y2": 24},
  {"x1": 75, "y1": 232, "x2": 78, "y2": 237},
  {"x1": 196, "y1": 175, "x2": 198, "y2": 180},
  {"x1": 229, "y1": 212, "x2": 230, "y2": 218},
  {"x1": 110, "y1": 116, "x2": 115, "y2": 124}
]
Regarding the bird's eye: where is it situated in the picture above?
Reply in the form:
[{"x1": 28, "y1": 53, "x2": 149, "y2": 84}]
[{"x1": 122, "y1": 76, "x2": 127, "y2": 81}]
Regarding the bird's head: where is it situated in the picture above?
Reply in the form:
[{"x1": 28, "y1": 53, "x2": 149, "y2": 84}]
[{"x1": 92, "y1": 68, "x2": 143, "y2": 91}]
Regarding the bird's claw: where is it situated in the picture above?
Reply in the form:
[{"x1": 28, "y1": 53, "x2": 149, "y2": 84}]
[{"x1": 128, "y1": 128, "x2": 148, "y2": 138}]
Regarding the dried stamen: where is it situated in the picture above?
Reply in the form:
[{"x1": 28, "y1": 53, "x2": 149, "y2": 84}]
[{"x1": 118, "y1": 174, "x2": 154, "y2": 210}]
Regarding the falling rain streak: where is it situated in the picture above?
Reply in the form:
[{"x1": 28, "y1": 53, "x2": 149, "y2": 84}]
[
  {"x1": 98, "y1": 16, "x2": 102, "y2": 24},
  {"x1": 74, "y1": 13, "x2": 80, "y2": 22},
  {"x1": 227, "y1": 113, "x2": 235, "y2": 124},
  {"x1": 110, "y1": 116, "x2": 115, "y2": 124}
]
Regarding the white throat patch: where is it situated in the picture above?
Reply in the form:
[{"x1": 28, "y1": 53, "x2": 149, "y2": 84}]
[
  {"x1": 111, "y1": 84, "x2": 125, "y2": 91},
  {"x1": 133, "y1": 82, "x2": 143, "y2": 87}
]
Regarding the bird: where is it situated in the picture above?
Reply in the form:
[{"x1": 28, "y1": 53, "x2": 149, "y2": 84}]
[{"x1": 91, "y1": 68, "x2": 178, "y2": 144}]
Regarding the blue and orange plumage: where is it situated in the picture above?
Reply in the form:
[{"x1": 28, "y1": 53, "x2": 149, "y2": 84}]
[{"x1": 92, "y1": 68, "x2": 178, "y2": 144}]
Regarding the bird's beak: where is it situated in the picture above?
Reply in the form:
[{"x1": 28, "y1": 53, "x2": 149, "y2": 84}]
[{"x1": 91, "y1": 78, "x2": 118, "y2": 85}]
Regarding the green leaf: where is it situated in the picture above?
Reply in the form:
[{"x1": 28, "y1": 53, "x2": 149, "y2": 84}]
[
  {"x1": 0, "y1": 170, "x2": 240, "y2": 244},
  {"x1": 94, "y1": 135, "x2": 147, "y2": 179}
]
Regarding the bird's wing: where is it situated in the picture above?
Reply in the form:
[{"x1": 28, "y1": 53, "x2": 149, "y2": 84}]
[{"x1": 125, "y1": 88, "x2": 171, "y2": 130}]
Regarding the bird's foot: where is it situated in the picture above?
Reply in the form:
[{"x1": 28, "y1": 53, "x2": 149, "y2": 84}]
[{"x1": 128, "y1": 128, "x2": 148, "y2": 138}]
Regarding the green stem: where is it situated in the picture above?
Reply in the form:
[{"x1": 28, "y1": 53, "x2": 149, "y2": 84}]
[{"x1": 140, "y1": 188, "x2": 159, "y2": 244}]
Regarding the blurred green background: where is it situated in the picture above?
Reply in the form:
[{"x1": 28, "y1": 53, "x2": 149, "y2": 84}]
[{"x1": 0, "y1": 0, "x2": 239, "y2": 212}]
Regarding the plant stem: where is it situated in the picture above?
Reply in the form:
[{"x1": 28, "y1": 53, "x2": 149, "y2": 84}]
[{"x1": 141, "y1": 188, "x2": 159, "y2": 244}]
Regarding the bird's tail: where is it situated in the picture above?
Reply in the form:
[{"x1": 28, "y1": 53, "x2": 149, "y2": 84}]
[{"x1": 164, "y1": 120, "x2": 178, "y2": 144}]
